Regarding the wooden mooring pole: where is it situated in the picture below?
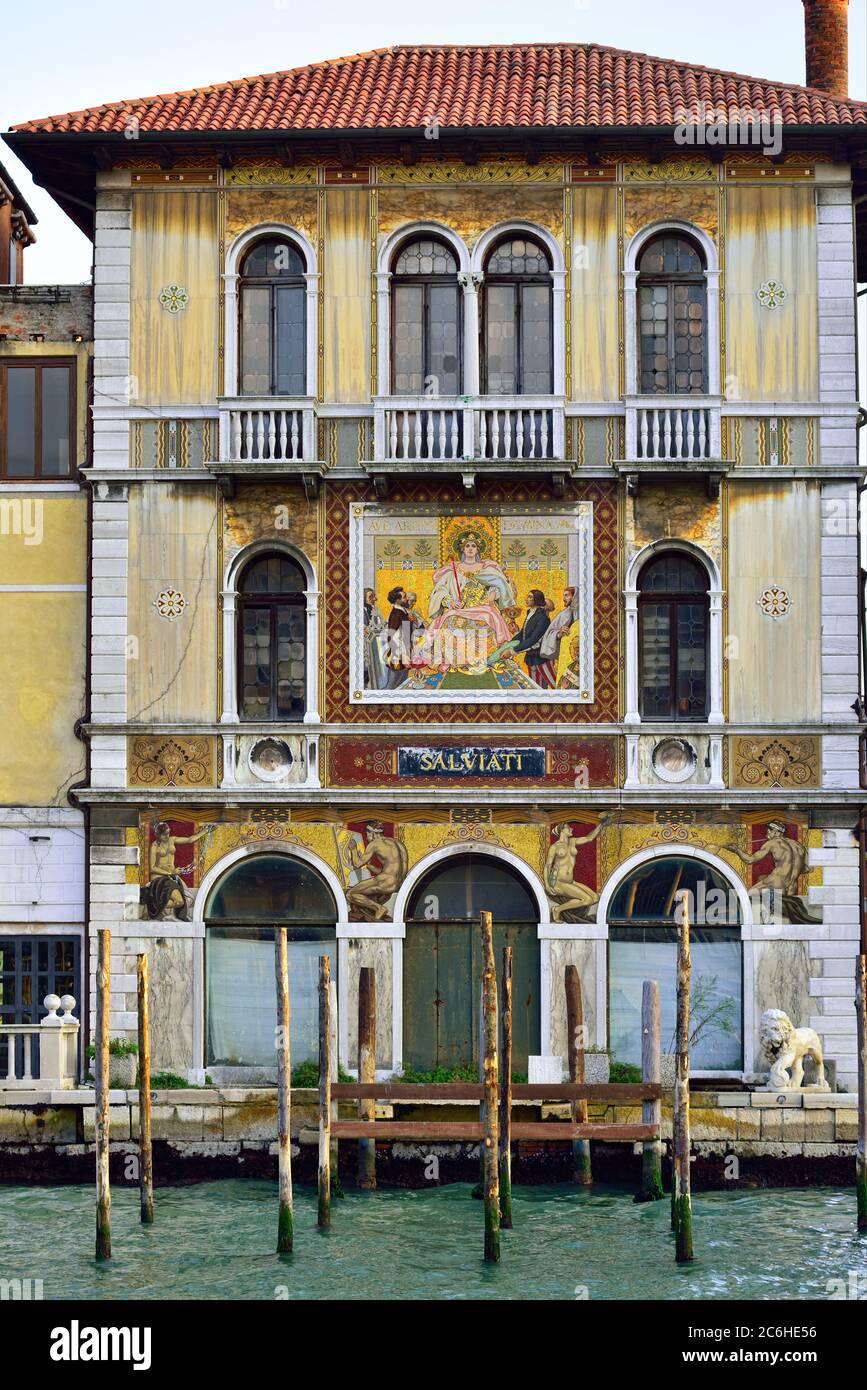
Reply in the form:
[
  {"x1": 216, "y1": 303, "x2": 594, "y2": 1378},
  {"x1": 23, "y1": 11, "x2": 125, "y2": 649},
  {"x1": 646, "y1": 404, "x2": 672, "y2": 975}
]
[
  {"x1": 318, "y1": 954, "x2": 332, "y2": 1228},
  {"x1": 275, "y1": 927, "x2": 293, "y2": 1253},
  {"x1": 95, "y1": 928, "x2": 111, "y2": 1260},
  {"x1": 672, "y1": 902, "x2": 694, "y2": 1262},
  {"x1": 357, "y1": 966, "x2": 376, "y2": 1191},
  {"x1": 636, "y1": 979, "x2": 664, "y2": 1203},
  {"x1": 480, "y1": 911, "x2": 500, "y2": 1263},
  {"x1": 565, "y1": 964, "x2": 592, "y2": 1185},
  {"x1": 500, "y1": 945, "x2": 513, "y2": 1229},
  {"x1": 857, "y1": 812, "x2": 867, "y2": 1232},
  {"x1": 856, "y1": 952, "x2": 867, "y2": 1231},
  {"x1": 136, "y1": 952, "x2": 153, "y2": 1224},
  {"x1": 329, "y1": 979, "x2": 342, "y2": 1199}
]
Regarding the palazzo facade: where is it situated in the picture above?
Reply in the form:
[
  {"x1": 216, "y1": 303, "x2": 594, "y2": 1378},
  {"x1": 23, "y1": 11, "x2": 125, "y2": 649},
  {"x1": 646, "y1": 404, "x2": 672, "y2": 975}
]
[{"x1": 6, "y1": 22, "x2": 867, "y2": 1086}]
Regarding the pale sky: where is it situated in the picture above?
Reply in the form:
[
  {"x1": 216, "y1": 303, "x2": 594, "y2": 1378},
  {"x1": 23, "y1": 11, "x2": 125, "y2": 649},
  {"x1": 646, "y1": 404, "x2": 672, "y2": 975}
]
[{"x1": 2, "y1": 0, "x2": 865, "y2": 282}]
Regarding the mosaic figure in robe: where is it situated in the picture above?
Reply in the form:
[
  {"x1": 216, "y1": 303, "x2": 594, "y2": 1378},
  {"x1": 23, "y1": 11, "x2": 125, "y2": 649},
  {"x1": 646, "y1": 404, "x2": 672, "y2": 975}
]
[{"x1": 425, "y1": 531, "x2": 517, "y2": 671}]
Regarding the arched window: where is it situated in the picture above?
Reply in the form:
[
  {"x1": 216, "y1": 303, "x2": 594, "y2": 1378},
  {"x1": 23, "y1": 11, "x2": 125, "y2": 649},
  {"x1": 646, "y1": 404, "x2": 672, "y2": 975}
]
[
  {"x1": 205, "y1": 853, "x2": 337, "y2": 1068},
  {"x1": 638, "y1": 553, "x2": 709, "y2": 721},
  {"x1": 239, "y1": 237, "x2": 306, "y2": 396},
  {"x1": 607, "y1": 855, "x2": 742, "y2": 1071},
  {"x1": 483, "y1": 235, "x2": 553, "y2": 395},
  {"x1": 391, "y1": 237, "x2": 461, "y2": 395},
  {"x1": 637, "y1": 234, "x2": 707, "y2": 395},
  {"x1": 238, "y1": 553, "x2": 307, "y2": 722},
  {"x1": 403, "y1": 854, "x2": 540, "y2": 1070},
  {"x1": 406, "y1": 855, "x2": 537, "y2": 921}
]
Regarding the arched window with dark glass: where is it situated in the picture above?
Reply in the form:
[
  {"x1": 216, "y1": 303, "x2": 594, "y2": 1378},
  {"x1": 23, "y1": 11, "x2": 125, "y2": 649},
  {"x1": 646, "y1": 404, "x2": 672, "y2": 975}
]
[
  {"x1": 205, "y1": 853, "x2": 337, "y2": 1068},
  {"x1": 637, "y1": 234, "x2": 707, "y2": 395},
  {"x1": 239, "y1": 237, "x2": 306, "y2": 396},
  {"x1": 391, "y1": 237, "x2": 461, "y2": 395},
  {"x1": 483, "y1": 235, "x2": 553, "y2": 395},
  {"x1": 238, "y1": 552, "x2": 307, "y2": 721},
  {"x1": 608, "y1": 855, "x2": 742, "y2": 1071},
  {"x1": 638, "y1": 553, "x2": 709, "y2": 721}
]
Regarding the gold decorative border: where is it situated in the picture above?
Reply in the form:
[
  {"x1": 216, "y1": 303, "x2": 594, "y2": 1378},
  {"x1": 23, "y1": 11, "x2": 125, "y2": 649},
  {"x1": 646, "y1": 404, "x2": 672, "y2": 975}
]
[
  {"x1": 564, "y1": 184, "x2": 573, "y2": 401},
  {"x1": 616, "y1": 181, "x2": 625, "y2": 398},
  {"x1": 721, "y1": 476, "x2": 729, "y2": 719},
  {"x1": 224, "y1": 164, "x2": 319, "y2": 185},
  {"x1": 374, "y1": 157, "x2": 566, "y2": 185},
  {"x1": 218, "y1": 186, "x2": 226, "y2": 393},
  {"x1": 216, "y1": 490, "x2": 224, "y2": 719},
  {"x1": 317, "y1": 187, "x2": 325, "y2": 403},
  {"x1": 369, "y1": 185, "x2": 378, "y2": 397},
  {"x1": 718, "y1": 178, "x2": 727, "y2": 393},
  {"x1": 731, "y1": 416, "x2": 742, "y2": 466},
  {"x1": 623, "y1": 157, "x2": 719, "y2": 183}
]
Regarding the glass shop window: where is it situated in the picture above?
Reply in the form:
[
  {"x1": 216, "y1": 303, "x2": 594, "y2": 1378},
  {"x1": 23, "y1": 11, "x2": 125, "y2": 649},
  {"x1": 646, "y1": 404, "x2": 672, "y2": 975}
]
[
  {"x1": 205, "y1": 855, "x2": 336, "y2": 1068},
  {"x1": 608, "y1": 856, "x2": 742, "y2": 1072}
]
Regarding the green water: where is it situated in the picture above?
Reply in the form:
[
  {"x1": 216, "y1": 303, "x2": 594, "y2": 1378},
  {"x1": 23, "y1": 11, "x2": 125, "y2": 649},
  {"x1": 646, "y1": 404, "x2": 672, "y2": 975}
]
[{"x1": 1, "y1": 1182, "x2": 864, "y2": 1300}]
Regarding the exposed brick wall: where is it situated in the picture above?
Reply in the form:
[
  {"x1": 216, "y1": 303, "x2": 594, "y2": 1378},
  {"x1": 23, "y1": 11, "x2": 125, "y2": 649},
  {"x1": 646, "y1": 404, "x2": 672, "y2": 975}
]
[
  {"x1": 803, "y1": 0, "x2": 849, "y2": 97},
  {"x1": 0, "y1": 284, "x2": 92, "y2": 340}
]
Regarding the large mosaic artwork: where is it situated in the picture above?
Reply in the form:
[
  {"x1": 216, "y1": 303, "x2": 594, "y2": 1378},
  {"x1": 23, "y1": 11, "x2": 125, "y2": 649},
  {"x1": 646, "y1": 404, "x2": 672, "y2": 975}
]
[
  {"x1": 349, "y1": 502, "x2": 594, "y2": 704},
  {"x1": 130, "y1": 810, "x2": 822, "y2": 927}
]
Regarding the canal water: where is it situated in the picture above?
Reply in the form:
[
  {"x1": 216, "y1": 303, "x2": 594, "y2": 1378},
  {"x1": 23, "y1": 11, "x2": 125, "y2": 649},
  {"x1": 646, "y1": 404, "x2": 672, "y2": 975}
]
[{"x1": 1, "y1": 1182, "x2": 864, "y2": 1300}]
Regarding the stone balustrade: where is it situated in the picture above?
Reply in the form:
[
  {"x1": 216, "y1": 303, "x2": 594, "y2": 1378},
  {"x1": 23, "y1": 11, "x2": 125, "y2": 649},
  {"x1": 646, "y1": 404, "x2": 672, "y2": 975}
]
[{"x1": 0, "y1": 995, "x2": 79, "y2": 1091}]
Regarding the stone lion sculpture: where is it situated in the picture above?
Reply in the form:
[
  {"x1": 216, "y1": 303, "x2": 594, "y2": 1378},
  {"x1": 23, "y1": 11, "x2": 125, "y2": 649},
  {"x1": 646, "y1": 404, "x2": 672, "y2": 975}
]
[{"x1": 759, "y1": 1009, "x2": 829, "y2": 1091}]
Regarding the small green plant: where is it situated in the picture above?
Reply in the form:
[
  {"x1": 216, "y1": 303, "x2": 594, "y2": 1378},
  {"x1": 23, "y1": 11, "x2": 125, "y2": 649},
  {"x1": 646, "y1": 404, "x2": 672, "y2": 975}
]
[
  {"x1": 666, "y1": 974, "x2": 737, "y2": 1055},
  {"x1": 394, "y1": 1064, "x2": 527, "y2": 1084},
  {"x1": 86, "y1": 1038, "x2": 138, "y2": 1060},
  {"x1": 290, "y1": 1059, "x2": 353, "y2": 1088},
  {"x1": 395, "y1": 1063, "x2": 478, "y2": 1084},
  {"x1": 610, "y1": 1060, "x2": 643, "y2": 1084},
  {"x1": 149, "y1": 1070, "x2": 189, "y2": 1089}
]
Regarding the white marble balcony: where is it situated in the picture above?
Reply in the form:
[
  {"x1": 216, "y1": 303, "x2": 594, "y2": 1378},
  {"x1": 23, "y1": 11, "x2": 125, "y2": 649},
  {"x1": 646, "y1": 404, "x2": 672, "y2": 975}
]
[
  {"x1": 218, "y1": 397, "x2": 317, "y2": 464},
  {"x1": 373, "y1": 395, "x2": 566, "y2": 465},
  {"x1": 624, "y1": 396, "x2": 722, "y2": 464}
]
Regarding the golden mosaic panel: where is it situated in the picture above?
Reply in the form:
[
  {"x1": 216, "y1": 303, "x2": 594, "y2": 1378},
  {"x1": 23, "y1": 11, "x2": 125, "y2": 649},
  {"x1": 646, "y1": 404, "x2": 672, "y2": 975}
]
[
  {"x1": 128, "y1": 736, "x2": 216, "y2": 788},
  {"x1": 375, "y1": 158, "x2": 566, "y2": 184},
  {"x1": 729, "y1": 737, "x2": 821, "y2": 790},
  {"x1": 623, "y1": 185, "x2": 718, "y2": 241},
  {"x1": 623, "y1": 158, "x2": 718, "y2": 183},
  {"x1": 225, "y1": 163, "x2": 319, "y2": 185}
]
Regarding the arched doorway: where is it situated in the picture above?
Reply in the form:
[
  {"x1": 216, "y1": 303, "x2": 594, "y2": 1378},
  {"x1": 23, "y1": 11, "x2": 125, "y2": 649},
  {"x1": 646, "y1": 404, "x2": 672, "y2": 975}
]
[
  {"x1": 204, "y1": 853, "x2": 337, "y2": 1069},
  {"x1": 403, "y1": 854, "x2": 540, "y2": 1072},
  {"x1": 607, "y1": 854, "x2": 743, "y2": 1071}
]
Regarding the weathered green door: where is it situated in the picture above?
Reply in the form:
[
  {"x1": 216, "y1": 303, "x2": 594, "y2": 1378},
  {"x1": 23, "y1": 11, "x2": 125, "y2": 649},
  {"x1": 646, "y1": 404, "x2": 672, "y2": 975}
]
[
  {"x1": 403, "y1": 919, "x2": 539, "y2": 1071},
  {"x1": 402, "y1": 856, "x2": 540, "y2": 1073},
  {"x1": 494, "y1": 921, "x2": 540, "y2": 1073}
]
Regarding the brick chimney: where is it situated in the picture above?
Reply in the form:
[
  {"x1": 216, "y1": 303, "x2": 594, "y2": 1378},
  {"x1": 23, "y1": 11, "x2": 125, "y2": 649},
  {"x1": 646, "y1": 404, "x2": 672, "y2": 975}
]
[{"x1": 803, "y1": 0, "x2": 849, "y2": 97}]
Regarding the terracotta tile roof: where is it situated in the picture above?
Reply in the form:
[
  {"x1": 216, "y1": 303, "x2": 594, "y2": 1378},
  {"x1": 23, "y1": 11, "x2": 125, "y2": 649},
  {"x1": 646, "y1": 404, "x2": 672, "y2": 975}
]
[{"x1": 10, "y1": 42, "x2": 867, "y2": 136}]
